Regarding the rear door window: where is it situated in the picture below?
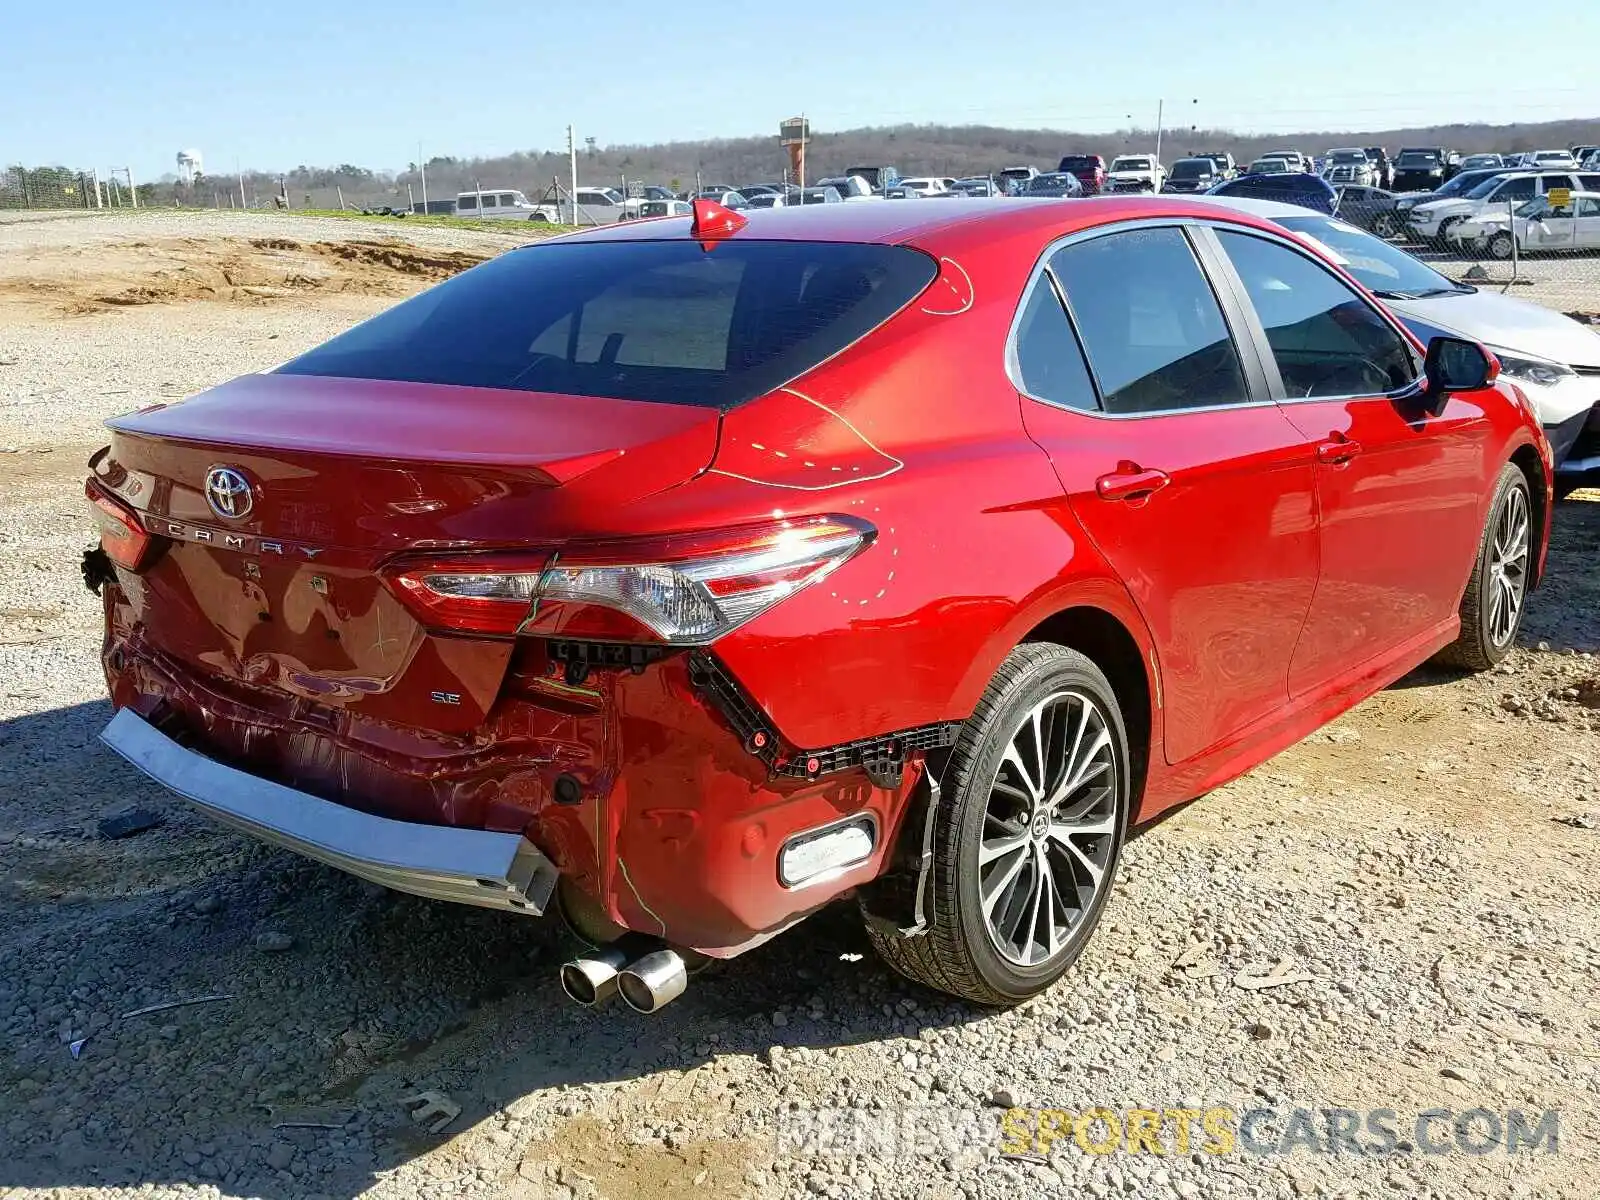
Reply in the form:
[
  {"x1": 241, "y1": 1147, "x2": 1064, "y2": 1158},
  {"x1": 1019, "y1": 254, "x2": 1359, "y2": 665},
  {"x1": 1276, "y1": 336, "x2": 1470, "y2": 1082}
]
[
  {"x1": 458, "y1": 195, "x2": 478, "y2": 210},
  {"x1": 1012, "y1": 279, "x2": 1099, "y2": 412},
  {"x1": 278, "y1": 240, "x2": 938, "y2": 409},
  {"x1": 1050, "y1": 227, "x2": 1248, "y2": 414},
  {"x1": 1215, "y1": 230, "x2": 1417, "y2": 398}
]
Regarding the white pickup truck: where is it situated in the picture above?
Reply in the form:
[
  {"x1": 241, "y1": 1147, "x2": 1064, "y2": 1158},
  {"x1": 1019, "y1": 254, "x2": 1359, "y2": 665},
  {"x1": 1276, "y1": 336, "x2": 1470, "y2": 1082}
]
[
  {"x1": 1105, "y1": 155, "x2": 1166, "y2": 193},
  {"x1": 814, "y1": 176, "x2": 881, "y2": 202}
]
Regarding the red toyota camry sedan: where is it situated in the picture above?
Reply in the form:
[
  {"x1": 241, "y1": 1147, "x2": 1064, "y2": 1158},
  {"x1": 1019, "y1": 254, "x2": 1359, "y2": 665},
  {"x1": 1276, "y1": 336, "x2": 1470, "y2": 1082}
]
[{"x1": 86, "y1": 197, "x2": 1551, "y2": 1009}]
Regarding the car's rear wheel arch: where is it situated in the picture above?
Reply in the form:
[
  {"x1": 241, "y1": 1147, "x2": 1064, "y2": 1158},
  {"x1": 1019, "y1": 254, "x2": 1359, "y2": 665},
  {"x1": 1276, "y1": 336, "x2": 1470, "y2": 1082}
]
[{"x1": 1022, "y1": 606, "x2": 1152, "y2": 817}]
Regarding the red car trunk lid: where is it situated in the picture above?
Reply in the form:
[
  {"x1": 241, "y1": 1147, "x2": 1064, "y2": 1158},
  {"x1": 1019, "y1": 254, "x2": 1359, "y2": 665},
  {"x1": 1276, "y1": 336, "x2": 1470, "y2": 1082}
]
[{"x1": 98, "y1": 373, "x2": 721, "y2": 733}]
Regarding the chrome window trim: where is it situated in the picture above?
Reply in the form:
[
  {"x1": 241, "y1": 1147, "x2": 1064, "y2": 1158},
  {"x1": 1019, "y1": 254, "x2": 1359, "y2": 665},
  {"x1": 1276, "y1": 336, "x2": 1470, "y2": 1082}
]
[{"x1": 1004, "y1": 214, "x2": 1426, "y2": 419}]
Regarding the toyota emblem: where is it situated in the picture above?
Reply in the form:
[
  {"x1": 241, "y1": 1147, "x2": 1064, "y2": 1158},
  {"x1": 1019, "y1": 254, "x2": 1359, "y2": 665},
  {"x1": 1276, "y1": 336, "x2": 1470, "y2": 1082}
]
[{"x1": 204, "y1": 467, "x2": 254, "y2": 520}]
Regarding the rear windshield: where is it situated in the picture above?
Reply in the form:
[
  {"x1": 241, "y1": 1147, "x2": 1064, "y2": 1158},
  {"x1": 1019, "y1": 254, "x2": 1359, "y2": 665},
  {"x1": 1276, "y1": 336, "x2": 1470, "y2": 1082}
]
[
  {"x1": 1397, "y1": 152, "x2": 1440, "y2": 166},
  {"x1": 278, "y1": 240, "x2": 937, "y2": 409},
  {"x1": 1060, "y1": 156, "x2": 1097, "y2": 169},
  {"x1": 1170, "y1": 160, "x2": 1210, "y2": 178}
]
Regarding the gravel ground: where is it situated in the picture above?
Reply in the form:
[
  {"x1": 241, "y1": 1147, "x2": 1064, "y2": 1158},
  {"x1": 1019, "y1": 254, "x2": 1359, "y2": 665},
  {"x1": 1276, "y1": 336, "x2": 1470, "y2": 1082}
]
[{"x1": 2, "y1": 213, "x2": 1598, "y2": 1200}]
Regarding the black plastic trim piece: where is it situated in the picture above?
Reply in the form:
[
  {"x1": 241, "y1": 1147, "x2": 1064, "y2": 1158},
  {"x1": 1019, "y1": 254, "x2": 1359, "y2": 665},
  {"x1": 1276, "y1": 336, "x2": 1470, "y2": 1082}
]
[
  {"x1": 687, "y1": 650, "x2": 963, "y2": 787},
  {"x1": 82, "y1": 546, "x2": 116, "y2": 595},
  {"x1": 546, "y1": 640, "x2": 675, "y2": 681}
]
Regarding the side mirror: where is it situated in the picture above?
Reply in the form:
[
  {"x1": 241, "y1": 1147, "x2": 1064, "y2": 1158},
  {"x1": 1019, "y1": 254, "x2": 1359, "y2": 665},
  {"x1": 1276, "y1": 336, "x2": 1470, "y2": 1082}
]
[{"x1": 1423, "y1": 337, "x2": 1497, "y2": 407}]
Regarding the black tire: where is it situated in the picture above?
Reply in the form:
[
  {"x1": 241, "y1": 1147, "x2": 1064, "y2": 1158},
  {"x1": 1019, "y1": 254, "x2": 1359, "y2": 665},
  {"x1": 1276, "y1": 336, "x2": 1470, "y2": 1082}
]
[
  {"x1": 1429, "y1": 216, "x2": 1464, "y2": 250},
  {"x1": 1373, "y1": 213, "x2": 1400, "y2": 239},
  {"x1": 1487, "y1": 231, "x2": 1515, "y2": 261},
  {"x1": 1434, "y1": 463, "x2": 1533, "y2": 671},
  {"x1": 864, "y1": 643, "x2": 1131, "y2": 1006},
  {"x1": 529, "y1": 213, "x2": 549, "y2": 223}
]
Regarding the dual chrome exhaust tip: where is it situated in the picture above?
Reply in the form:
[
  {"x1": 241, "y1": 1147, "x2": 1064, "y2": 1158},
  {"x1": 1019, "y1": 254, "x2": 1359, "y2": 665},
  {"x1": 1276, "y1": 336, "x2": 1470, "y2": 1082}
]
[{"x1": 559, "y1": 938, "x2": 689, "y2": 1014}]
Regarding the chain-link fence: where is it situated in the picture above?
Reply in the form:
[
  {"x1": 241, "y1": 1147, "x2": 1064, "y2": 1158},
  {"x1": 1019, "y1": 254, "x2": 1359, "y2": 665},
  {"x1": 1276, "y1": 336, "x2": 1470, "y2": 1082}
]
[
  {"x1": 1377, "y1": 183, "x2": 1599, "y2": 320},
  {"x1": 1, "y1": 165, "x2": 152, "y2": 210},
  {"x1": 1, "y1": 165, "x2": 98, "y2": 210}
]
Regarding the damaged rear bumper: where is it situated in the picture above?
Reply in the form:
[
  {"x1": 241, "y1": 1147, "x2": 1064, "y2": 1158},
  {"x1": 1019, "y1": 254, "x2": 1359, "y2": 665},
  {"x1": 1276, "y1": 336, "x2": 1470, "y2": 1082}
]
[{"x1": 99, "y1": 708, "x2": 559, "y2": 915}]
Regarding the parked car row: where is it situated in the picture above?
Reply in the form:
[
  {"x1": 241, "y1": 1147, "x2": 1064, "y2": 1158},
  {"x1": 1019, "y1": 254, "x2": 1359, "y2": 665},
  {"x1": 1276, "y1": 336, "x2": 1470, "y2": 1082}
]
[{"x1": 437, "y1": 144, "x2": 1600, "y2": 227}]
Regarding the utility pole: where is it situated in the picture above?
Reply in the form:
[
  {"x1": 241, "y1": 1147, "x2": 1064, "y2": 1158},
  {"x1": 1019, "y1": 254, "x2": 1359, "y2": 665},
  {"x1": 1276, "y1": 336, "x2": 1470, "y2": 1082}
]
[
  {"x1": 567, "y1": 124, "x2": 579, "y2": 224},
  {"x1": 419, "y1": 141, "x2": 428, "y2": 212},
  {"x1": 92, "y1": 167, "x2": 103, "y2": 209},
  {"x1": 237, "y1": 159, "x2": 246, "y2": 209},
  {"x1": 128, "y1": 166, "x2": 138, "y2": 209},
  {"x1": 1154, "y1": 99, "x2": 1165, "y2": 166}
]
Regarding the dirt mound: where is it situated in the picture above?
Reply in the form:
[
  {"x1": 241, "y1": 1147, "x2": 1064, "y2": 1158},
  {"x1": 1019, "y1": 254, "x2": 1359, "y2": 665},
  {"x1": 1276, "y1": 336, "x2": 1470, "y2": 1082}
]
[
  {"x1": 0, "y1": 234, "x2": 488, "y2": 317},
  {"x1": 313, "y1": 240, "x2": 484, "y2": 280}
]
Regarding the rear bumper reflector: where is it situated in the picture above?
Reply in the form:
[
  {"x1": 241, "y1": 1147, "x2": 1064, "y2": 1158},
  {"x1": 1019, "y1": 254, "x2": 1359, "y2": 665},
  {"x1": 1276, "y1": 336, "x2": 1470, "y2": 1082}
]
[{"x1": 98, "y1": 708, "x2": 559, "y2": 916}]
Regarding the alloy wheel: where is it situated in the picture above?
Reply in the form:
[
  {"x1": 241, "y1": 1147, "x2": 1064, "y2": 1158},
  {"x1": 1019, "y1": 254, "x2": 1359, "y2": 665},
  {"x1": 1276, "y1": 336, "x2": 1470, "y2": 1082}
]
[
  {"x1": 1487, "y1": 484, "x2": 1530, "y2": 648},
  {"x1": 978, "y1": 690, "x2": 1119, "y2": 967}
]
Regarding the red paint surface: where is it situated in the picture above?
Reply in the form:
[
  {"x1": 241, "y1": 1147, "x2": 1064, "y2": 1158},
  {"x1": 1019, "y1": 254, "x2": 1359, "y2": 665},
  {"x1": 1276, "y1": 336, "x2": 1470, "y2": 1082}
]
[{"x1": 93, "y1": 198, "x2": 1553, "y2": 955}]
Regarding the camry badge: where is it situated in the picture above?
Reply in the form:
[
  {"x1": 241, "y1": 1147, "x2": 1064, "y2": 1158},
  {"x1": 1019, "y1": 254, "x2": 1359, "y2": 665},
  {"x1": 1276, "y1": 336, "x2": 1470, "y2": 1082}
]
[{"x1": 204, "y1": 467, "x2": 254, "y2": 520}]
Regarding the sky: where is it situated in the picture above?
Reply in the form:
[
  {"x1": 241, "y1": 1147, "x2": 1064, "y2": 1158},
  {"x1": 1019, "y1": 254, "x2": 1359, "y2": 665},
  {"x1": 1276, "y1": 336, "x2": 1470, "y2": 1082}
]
[{"x1": 4, "y1": 0, "x2": 1598, "y2": 180}]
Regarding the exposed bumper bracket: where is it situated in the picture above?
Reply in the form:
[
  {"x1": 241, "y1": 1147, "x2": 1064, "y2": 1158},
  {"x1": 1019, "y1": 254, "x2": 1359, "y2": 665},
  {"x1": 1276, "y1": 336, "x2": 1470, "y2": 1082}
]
[
  {"x1": 687, "y1": 650, "x2": 962, "y2": 787},
  {"x1": 858, "y1": 759, "x2": 944, "y2": 938},
  {"x1": 99, "y1": 708, "x2": 559, "y2": 916}
]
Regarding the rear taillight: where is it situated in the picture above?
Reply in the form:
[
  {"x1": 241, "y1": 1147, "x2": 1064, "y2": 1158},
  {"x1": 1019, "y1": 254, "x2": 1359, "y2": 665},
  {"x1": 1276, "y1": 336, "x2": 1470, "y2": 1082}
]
[
  {"x1": 384, "y1": 516, "x2": 873, "y2": 642},
  {"x1": 86, "y1": 480, "x2": 154, "y2": 571}
]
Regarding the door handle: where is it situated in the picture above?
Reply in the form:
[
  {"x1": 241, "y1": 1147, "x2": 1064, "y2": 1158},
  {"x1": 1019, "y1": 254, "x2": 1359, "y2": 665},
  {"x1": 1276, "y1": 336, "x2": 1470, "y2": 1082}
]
[
  {"x1": 1095, "y1": 467, "x2": 1171, "y2": 501},
  {"x1": 1316, "y1": 437, "x2": 1363, "y2": 464}
]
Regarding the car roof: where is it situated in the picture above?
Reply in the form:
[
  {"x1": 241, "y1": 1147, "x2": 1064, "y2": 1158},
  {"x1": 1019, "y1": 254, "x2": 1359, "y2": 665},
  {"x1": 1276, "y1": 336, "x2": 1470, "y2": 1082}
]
[
  {"x1": 1186, "y1": 195, "x2": 1322, "y2": 220},
  {"x1": 1486, "y1": 171, "x2": 1573, "y2": 180},
  {"x1": 548, "y1": 195, "x2": 1288, "y2": 249}
]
